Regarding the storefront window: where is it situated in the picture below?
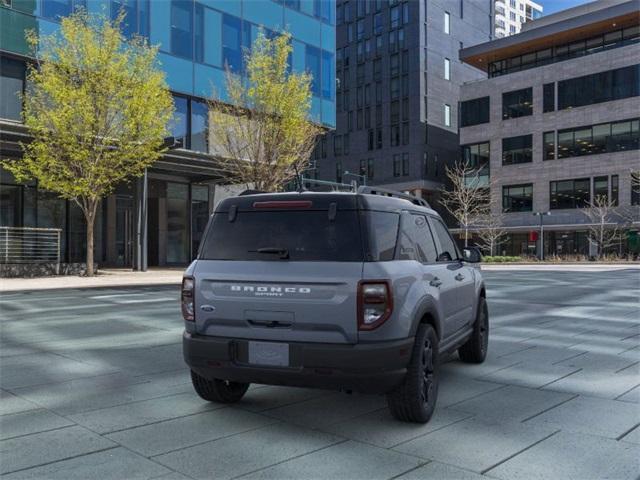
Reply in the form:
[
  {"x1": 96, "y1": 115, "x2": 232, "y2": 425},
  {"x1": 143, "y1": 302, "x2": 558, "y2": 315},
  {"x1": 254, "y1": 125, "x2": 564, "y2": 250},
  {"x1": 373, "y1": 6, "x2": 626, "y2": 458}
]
[
  {"x1": 166, "y1": 182, "x2": 189, "y2": 264},
  {"x1": 191, "y1": 185, "x2": 209, "y2": 259},
  {"x1": 170, "y1": 95, "x2": 188, "y2": 148},
  {"x1": 190, "y1": 99, "x2": 208, "y2": 153},
  {"x1": 0, "y1": 57, "x2": 25, "y2": 121}
]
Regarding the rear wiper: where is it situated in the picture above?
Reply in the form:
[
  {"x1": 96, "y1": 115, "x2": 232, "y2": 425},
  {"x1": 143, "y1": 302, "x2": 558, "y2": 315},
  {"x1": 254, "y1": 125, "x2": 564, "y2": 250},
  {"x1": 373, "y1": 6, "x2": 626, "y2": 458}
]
[{"x1": 250, "y1": 247, "x2": 290, "y2": 259}]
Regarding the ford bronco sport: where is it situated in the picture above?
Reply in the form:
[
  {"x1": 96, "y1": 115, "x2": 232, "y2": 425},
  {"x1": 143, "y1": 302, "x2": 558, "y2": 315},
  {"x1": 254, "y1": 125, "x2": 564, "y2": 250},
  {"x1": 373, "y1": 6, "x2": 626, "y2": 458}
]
[{"x1": 182, "y1": 187, "x2": 488, "y2": 423}]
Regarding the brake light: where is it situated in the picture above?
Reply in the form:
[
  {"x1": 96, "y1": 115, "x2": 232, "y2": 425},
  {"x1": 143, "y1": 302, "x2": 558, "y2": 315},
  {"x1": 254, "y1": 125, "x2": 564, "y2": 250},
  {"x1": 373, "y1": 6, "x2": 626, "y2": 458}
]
[
  {"x1": 252, "y1": 200, "x2": 313, "y2": 209},
  {"x1": 358, "y1": 281, "x2": 393, "y2": 330},
  {"x1": 181, "y1": 277, "x2": 195, "y2": 321}
]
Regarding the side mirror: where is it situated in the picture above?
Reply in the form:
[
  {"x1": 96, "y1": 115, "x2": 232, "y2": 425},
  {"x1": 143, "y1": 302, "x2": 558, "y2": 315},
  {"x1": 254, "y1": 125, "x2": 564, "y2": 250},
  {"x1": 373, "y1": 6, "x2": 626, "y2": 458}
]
[{"x1": 462, "y1": 247, "x2": 482, "y2": 263}]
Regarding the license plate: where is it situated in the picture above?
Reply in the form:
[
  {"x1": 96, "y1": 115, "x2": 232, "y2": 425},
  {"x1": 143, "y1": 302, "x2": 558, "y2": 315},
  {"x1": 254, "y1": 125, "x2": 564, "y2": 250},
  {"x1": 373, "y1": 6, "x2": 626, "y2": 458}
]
[{"x1": 248, "y1": 341, "x2": 290, "y2": 367}]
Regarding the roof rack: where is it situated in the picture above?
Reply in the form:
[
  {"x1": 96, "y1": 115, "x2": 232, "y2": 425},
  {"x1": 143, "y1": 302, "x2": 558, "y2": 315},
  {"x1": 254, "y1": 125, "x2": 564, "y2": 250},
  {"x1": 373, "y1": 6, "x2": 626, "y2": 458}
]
[{"x1": 357, "y1": 186, "x2": 430, "y2": 208}]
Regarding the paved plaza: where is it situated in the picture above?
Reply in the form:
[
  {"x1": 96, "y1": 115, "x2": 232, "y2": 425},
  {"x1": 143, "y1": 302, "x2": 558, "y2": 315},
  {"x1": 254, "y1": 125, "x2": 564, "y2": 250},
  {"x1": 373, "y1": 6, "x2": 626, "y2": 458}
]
[{"x1": 1, "y1": 268, "x2": 639, "y2": 479}]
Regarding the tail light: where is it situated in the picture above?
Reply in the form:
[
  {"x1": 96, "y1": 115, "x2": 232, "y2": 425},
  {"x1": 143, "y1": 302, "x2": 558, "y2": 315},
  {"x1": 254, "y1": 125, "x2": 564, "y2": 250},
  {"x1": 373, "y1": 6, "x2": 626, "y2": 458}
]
[
  {"x1": 181, "y1": 277, "x2": 195, "y2": 321},
  {"x1": 358, "y1": 281, "x2": 393, "y2": 330}
]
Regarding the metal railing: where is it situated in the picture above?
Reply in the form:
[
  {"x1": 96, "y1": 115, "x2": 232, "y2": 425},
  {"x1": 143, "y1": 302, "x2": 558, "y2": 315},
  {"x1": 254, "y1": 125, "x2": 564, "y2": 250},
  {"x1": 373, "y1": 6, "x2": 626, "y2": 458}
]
[{"x1": 0, "y1": 226, "x2": 62, "y2": 269}]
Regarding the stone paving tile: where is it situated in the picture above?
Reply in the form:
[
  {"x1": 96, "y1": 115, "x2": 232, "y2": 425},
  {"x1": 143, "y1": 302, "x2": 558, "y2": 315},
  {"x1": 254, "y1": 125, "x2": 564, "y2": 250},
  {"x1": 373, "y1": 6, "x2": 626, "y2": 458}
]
[
  {"x1": 107, "y1": 407, "x2": 277, "y2": 456},
  {"x1": 0, "y1": 409, "x2": 73, "y2": 440},
  {"x1": 479, "y1": 362, "x2": 581, "y2": 389},
  {"x1": 542, "y1": 369, "x2": 640, "y2": 399},
  {"x1": 2, "y1": 447, "x2": 170, "y2": 480},
  {"x1": 617, "y1": 385, "x2": 640, "y2": 403},
  {"x1": 320, "y1": 406, "x2": 472, "y2": 449},
  {"x1": 393, "y1": 417, "x2": 557, "y2": 473},
  {"x1": 261, "y1": 392, "x2": 386, "y2": 429},
  {"x1": 150, "y1": 472, "x2": 193, "y2": 480},
  {"x1": 0, "y1": 426, "x2": 116, "y2": 475},
  {"x1": 395, "y1": 461, "x2": 488, "y2": 480},
  {"x1": 525, "y1": 395, "x2": 640, "y2": 439},
  {"x1": 555, "y1": 351, "x2": 638, "y2": 372},
  {"x1": 238, "y1": 440, "x2": 423, "y2": 480},
  {"x1": 13, "y1": 371, "x2": 192, "y2": 416},
  {"x1": 234, "y1": 386, "x2": 332, "y2": 413},
  {"x1": 487, "y1": 431, "x2": 640, "y2": 480},
  {"x1": 153, "y1": 423, "x2": 343, "y2": 480},
  {"x1": 0, "y1": 353, "x2": 118, "y2": 389},
  {"x1": 439, "y1": 356, "x2": 521, "y2": 380},
  {"x1": 68, "y1": 392, "x2": 221, "y2": 434},
  {"x1": 447, "y1": 385, "x2": 574, "y2": 424},
  {"x1": 620, "y1": 425, "x2": 640, "y2": 445},
  {"x1": 0, "y1": 390, "x2": 39, "y2": 416},
  {"x1": 436, "y1": 375, "x2": 504, "y2": 408},
  {"x1": 498, "y1": 345, "x2": 587, "y2": 365}
]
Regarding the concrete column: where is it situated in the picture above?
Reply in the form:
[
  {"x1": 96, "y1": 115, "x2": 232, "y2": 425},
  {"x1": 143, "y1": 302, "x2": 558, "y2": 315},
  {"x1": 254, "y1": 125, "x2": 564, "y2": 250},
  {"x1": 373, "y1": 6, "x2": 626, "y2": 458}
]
[{"x1": 134, "y1": 170, "x2": 148, "y2": 271}]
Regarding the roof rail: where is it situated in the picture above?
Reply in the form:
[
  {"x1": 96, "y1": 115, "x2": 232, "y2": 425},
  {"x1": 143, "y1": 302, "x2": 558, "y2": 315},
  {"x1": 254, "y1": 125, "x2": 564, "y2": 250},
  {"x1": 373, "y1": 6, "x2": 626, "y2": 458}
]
[{"x1": 357, "y1": 186, "x2": 430, "y2": 208}]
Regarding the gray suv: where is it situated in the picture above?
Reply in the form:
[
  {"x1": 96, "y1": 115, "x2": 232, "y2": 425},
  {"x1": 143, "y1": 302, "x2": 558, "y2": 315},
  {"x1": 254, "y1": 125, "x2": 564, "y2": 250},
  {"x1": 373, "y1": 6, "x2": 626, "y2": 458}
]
[{"x1": 182, "y1": 188, "x2": 488, "y2": 423}]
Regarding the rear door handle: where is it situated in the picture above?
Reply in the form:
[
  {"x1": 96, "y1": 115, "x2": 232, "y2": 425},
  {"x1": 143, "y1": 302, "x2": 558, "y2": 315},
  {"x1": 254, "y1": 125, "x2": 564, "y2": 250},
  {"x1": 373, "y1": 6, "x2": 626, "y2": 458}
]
[
  {"x1": 429, "y1": 277, "x2": 442, "y2": 287},
  {"x1": 455, "y1": 273, "x2": 465, "y2": 281}
]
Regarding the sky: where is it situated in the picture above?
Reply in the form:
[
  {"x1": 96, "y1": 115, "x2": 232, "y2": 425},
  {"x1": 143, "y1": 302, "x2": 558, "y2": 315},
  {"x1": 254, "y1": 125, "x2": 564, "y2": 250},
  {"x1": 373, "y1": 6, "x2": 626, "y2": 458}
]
[{"x1": 541, "y1": 0, "x2": 593, "y2": 15}]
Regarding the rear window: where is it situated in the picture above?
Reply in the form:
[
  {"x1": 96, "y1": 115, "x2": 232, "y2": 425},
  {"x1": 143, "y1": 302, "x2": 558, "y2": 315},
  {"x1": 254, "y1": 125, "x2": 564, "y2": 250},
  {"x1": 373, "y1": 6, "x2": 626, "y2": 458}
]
[{"x1": 200, "y1": 210, "x2": 364, "y2": 262}]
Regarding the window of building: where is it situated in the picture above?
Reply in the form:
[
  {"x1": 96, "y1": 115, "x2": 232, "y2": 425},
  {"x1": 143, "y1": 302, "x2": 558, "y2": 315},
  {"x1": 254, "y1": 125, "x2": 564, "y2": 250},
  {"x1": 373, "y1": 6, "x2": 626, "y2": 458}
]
[
  {"x1": 367, "y1": 158, "x2": 374, "y2": 179},
  {"x1": 461, "y1": 142, "x2": 490, "y2": 182},
  {"x1": 190, "y1": 99, "x2": 208, "y2": 153},
  {"x1": 390, "y1": 54, "x2": 400, "y2": 76},
  {"x1": 632, "y1": 172, "x2": 640, "y2": 206},
  {"x1": 557, "y1": 118, "x2": 640, "y2": 158},
  {"x1": 444, "y1": 104, "x2": 451, "y2": 127},
  {"x1": 111, "y1": 0, "x2": 149, "y2": 38},
  {"x1": 543, "y1": 82, "x2": 555, "y2": 113},
  {"x1": 390, "y1": 78, "x2": 400, "y2": 99},
  {"x1": 390, "y1": 5, "x2": 400, "y2": 29},
  {"x1": 171, "y1": 0, "x2": 194, "y2": 59},
  {"x1": 306, "y1": 45, "x2": 322, "y2": 97},
  {"x1": 0, "y1": 56, "x2": 25, "y2": 121},
  {"x1": 357, "y1": 109, "x2": 363, "y2": 129},
  {"x1": 391, "y1": 125, "x2": 400, "y2": 146},
  {"x1": 503, "y1": 184, "x2": 533, "y2": 212},
  {"x1": 334, "y1": 135, "x2": 342, "y2": 156},
  {"x1": 611, "y1": 175, "x2": 619, "y2": 206},
  {"x1": 444, "y1": 58, "x2": 450, "y2": 80},
  {"x1": 402, "y1": 122, "x2": 409, "y2": 145},
  {"x1": 222, "y1": 13, "x2": 241, "y2": 71},
  {"x1": 543, "y1": 131, "x2": 555, "y2": 160},
  {"x1": 402, "y1": 153, "x2": 410, "y2": 175},
  {"x1": 368, "y1": 129, "x2": 374, "y2": 150},
  {"x1": 344, "y1": 133, "x2": 350, "y2": 155},
  {"x1": 374, "y1": 12, "x2": 383, "y2": 34},
  {"x1": 373, "y1": 59, "x2": 382, "y2": 80},
  {"x1": 558, "y1": 64, "x2": 640, "y2": 110},
  {"x1": 376, "y1": 128, "x2": 383, "y2": 149},
  {"x1": 321, "y1": 50, "x2": 334, "y2": 100},
  {"x1": 41, "y1": 0, "x2": 86, "y2": 20},
  {"x1": 502, "y1": 87, "x2": 533, "y2": 119},
  {"x1": 170, "y1": 95, "x2": 189, "y2": 148},
  {"x1": 365, "y1": 106, "x2": 371, "y2": 128},
  {"x1": 594, "y1": 175, "x2": 608, "y2": 203},
  {"x1": 356, "y1": 18, "x2": 364, "y2": 39},
  {"x1": 390, "y1": 100, "x2": 400, "y2": 123},
  {"x1": 550, "y1": 178, "x2": 591, "y2": 209},
  {"x1": 444, "y1": 11, "x2": 450, "y2": 34},
  {"x1": 460, "y1": 96, "x2": 490, "y2": 127},
  {"x1": 336, "y1": 161, "x2": 343, "y2": 183},
  {"x1": 393, "y1": 154, "x2": 401, "y2": 176},
  {"x1": 502, "y1": 134, "x2": 532, "y2": 165}
]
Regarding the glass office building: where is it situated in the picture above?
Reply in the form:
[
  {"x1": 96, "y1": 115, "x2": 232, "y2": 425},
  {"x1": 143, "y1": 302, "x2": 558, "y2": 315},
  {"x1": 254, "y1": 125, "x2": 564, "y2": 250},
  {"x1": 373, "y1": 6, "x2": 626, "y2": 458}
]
[{"x1": 0, "y1": 0, "x2": 335, "y2": 269}]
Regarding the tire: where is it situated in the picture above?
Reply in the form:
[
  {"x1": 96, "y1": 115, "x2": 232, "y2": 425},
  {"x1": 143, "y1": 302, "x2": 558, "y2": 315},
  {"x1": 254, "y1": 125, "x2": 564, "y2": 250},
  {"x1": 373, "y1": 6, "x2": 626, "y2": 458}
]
[
  {"x1": 190, "y1": 370, "x2": 249, "y2": 403},
  {"x1": 387, "y1": 324, "x2": 439, "y2": 423},
  {"x1": 458, "y1": 297, "x2": 489, "y2": 364}
]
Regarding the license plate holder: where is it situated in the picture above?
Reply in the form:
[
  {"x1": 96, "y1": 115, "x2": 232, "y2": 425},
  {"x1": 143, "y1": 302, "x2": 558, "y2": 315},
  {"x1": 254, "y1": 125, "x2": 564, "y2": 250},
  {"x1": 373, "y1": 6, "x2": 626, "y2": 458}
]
[{"x1": 248, "y1": 341, "x2": 290, "y2": 367}]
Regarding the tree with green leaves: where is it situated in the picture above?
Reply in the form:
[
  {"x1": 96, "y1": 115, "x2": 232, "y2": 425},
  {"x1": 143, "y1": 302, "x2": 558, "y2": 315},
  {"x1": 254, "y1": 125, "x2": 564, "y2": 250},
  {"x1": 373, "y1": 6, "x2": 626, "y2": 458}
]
[
  {"x1": 3, "y1": 11, "x2": 174, "y2": 276},
  {"x1": 208, "y1": 31, "x2": 321, "y2": 192}
]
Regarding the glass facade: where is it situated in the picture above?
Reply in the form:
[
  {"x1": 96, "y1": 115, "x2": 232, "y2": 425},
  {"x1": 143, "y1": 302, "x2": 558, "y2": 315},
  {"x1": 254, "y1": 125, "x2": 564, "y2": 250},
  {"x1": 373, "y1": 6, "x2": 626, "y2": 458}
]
[
  {"x1": 0, "y1": 0, "x2": 336, "y2": 128},
  {"x1": 502, "y1": 87, "x2": 532, "y2": 120},
  {"x1": 558, "y1": 64, "x2": 639, "y2": 111},
  {"x1": 488, "y1": 25, "x2": 640, "y2": 78},
  {"x1": 550, "y1": 178, "x2": 590, "y2": 209},
  {"x1": 502, "y1": 134, "x2": 532, "y2": 165},
  {"x1": 555, "y1": 118, "x2": 639, "y2": 159},
  {"x1": 459, "y1": 96, "x2": 489, "y2": 127},
  {"x1": 502, "y1": 184, "x2": 533, "y2": 212}
]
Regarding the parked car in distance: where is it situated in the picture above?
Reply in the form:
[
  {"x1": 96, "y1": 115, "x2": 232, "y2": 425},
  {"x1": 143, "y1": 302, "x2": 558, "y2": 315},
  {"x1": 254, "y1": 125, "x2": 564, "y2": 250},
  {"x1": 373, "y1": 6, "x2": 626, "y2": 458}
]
[{"x1": 182, "y1": 187, "x2": 488, "y2": 423}]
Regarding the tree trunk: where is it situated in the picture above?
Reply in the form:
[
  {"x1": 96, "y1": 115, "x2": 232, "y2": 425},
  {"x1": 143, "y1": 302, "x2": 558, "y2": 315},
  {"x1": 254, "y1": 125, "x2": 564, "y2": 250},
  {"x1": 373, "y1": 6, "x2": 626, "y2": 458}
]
[
  {"x1": 84, "y1": 200, "x2": 98, "y2": 277},
  {"x1": 464, "y1": 226, "x2": 469, "y2": 248}
]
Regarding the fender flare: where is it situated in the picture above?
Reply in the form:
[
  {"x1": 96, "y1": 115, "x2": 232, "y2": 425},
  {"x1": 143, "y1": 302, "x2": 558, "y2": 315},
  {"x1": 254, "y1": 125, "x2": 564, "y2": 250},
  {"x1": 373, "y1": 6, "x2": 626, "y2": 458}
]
[{"x1": 409, "y1": 296, "x2": 443, "y2": 340}]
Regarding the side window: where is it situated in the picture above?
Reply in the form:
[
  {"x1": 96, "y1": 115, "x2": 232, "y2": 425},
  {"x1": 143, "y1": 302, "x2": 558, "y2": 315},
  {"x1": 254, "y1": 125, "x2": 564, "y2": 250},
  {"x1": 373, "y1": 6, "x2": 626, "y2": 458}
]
[
  {"x1": 397, "y1": 213, "x2": 437, "y2": 262},
  {"x1": 365, "y1": 211, "x2": 399, "y2": 261},
  {"x1": 430, "y1": 218, "x2": 459, "y2": 262}
]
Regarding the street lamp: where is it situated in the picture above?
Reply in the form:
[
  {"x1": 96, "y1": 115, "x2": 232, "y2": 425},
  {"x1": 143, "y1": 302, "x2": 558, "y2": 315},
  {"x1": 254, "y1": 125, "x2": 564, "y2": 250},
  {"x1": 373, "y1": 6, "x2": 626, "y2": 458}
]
[
  {"x1": 343, "y1": 171, "x2": 367, "y2": 188},
  {"x1": 533, "y1": 211, "x2": 551, "y2": 260}
]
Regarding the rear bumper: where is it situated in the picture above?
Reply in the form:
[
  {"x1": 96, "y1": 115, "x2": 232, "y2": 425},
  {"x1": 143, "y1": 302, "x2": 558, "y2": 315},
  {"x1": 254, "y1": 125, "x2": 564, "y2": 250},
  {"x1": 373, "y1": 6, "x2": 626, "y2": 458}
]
[{"x1": 183, "y1": 332, "x2": 414, "y2": 394}]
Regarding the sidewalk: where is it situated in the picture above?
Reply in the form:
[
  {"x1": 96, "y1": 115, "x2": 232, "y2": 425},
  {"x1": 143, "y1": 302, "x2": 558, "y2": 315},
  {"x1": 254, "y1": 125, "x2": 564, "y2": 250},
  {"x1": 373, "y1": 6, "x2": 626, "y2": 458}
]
[{"x1": 0, "y1": 268, "x2": 183, "y2": 292}]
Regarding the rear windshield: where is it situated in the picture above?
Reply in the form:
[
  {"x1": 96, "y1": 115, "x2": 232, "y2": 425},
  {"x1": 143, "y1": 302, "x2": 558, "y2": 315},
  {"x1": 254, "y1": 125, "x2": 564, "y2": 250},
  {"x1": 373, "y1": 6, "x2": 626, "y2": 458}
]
[{"x1": 200, "y1": 210, "x2": 364, "y2": 262}]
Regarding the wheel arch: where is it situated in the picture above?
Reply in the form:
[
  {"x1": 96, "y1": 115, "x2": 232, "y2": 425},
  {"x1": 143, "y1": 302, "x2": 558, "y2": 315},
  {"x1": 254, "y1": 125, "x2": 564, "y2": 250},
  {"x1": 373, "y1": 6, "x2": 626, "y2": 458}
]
[{"x1": 410, "y1": 297, "x2": 443, "y2": 341}]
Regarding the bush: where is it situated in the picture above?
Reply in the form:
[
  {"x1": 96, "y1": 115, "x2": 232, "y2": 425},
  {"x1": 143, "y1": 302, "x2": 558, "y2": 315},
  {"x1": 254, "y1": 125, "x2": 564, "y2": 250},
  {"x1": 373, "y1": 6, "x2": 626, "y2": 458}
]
[{"x1": 482, "y1": 256, "x2": 523, "y2": 263}]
